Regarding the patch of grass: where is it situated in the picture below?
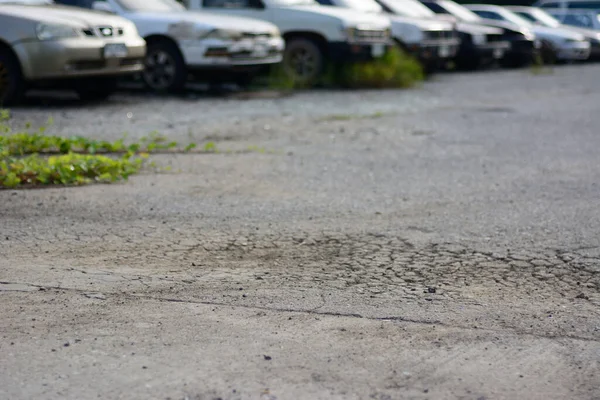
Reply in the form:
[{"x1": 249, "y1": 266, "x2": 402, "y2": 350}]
[
  {"x1": 260, "y1": 46, "x2": 424, "y2": 90},
  {"x1": 1, "y1": 152, "x2": 143, "y2": 188},
  {"x1": 0, "y1": 110, "x2": 198, "y2": 188},
  {"x1": 325, "y1": 47, "x2": 424, "y2": 89}
]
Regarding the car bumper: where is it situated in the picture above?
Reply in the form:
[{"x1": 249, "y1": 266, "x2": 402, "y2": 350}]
[
  {"x1": 13, "y1": 37, "x2": 146, "y2": 81},
  {"x1": 473, "y1": 41, "x2": 511, "y2": 60},
  {"x1": 180, "y1": 37, "x2": 284, "y2": 67},
  {"x1": 504, "y1": 38, "x2": 537, "y2": 61},
  {"x1": 408, "y1": 38, "x2": 461, "y2": 62},
  {"x1": 328, "y1": 41, "x2": 392, "y2": 62},
  {"x1": 557, "y1": 41, "x2": 591, "y2": 60}
]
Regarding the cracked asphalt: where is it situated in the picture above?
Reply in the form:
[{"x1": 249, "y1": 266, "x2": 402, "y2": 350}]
[{"x1": 1, "y1": 65, "x2": 600, "y2": 400}]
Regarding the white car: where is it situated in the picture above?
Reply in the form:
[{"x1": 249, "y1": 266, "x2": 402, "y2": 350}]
[
  {"x1": 546, "y1": 9, "x2": 600, "y2": 30},
  {"x1": 185, "y1": 0, "x2": 392, "y2": 85},
  {"x1": 314, "y1": 0, "x2": 460, "y2": 71},
  {"x1": 533, "y1": 0, "x2": 600, "y2": 11},
  {"x1": 509, "y1": 6, "x2": 600, "y2": 58},
  {"x1": 55, "y1": 0, "x2": 285, "y2": 91},
  {"x1": 466, "y1": 4, "x2": 591, "y2": 61}
]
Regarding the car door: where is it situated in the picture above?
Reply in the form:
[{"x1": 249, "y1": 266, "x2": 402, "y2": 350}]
[{"x1": 201, "y1": 0, "x2": 273, "y2": 23}]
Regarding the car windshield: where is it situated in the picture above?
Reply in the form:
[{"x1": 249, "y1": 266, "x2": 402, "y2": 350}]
[
  {"x1": 115, "y1": 0, "x2": 185, "y2": 11},
  {"x1": 497, "y1": 9, "x2": 534, "y2": 27},
  {"x1": 439, "y1": 0, "x2": 480, "y2": 22},
  {"x1": 335, "y1": 0, "x2": 382, "y2": 13},
  {"x1": 529, "y1": 8, "x2": 562, "y2": 27},
  {"x1": 378, "y1": 0, "x2": 436, "y2": 18}
]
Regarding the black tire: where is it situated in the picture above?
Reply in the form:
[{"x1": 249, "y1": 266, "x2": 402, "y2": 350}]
[
  {"x1": 283, "y1": 38, "x2": 324, "y2": 86},
  {"x1": 142, "y1": 39, "x2": 187, "y2": 93},
  {"x1": 0, "y1": 48, "x2": 24, "y2": 106},
  {"x1": 76, "y1": 78, "x2": 117, "y2": 102},
  {"x1": 540, "y1": 40, "x2": 557, "y2": 65}
]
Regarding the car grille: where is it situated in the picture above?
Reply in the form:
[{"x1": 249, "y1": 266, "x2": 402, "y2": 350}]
[
  {"x1": 81, "y1": 26, "x2": 125, "y2": 38},
  {"x1": 424, "y1": 30, "x2": 458, "y2": 40},
  {"x1": 354, "y1": 29, "x2": 388, "y2": 43},
  {"x1": 241, "y1": 32, "x2": 273, "y2": 39},
  {"x1": 486, "y1": 33, "x2": 504, "y2": 42}
]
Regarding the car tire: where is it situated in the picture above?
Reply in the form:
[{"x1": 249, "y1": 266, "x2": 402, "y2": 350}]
[
  {"x1": 540, "y1": 40, "x2": 557, "y2": 65},
  {"x1": 0, "y1": 48, "x2": 24, "y2": 106},
  {"x1": 76, "y1": 78, "x2": 117, "y2": 102},
  {"x1": 142, "y1": 40, "x2": 187, "y2": 93},
  {"x1": 283, "y1": 38, "x2": 324, "y2": 87}
]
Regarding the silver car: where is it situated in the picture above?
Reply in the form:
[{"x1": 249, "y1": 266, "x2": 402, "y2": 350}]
[{"x1": 0, "y1": 0, "x2": 146, "y2": 105}]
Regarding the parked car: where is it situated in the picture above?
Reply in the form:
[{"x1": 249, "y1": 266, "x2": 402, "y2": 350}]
[
  {"x1": 533, "y1": 0, "x2": 600, "y2": 11},
  {"x1": 312, "y1": 0, "x2": 460, "y2": 72},
  {"x1": 466, "y1": 4, "x2": 591, "y2": 62},
  {"x1": 0, "y1": 0, "x2": 146, "y2": 105},
  {"x1": 509, "y1": 6, "x2": 600, "y2": 58},
  {"x1": 55, "y1": 0, "x2": 285, "y2": 91},
  {"x1": 547, "y1": 9, "x2": 600, "y2": 30},
  {"x1": 185, "y1": 0, "x2": 392, "y2": 85},
  {"x1": 419, "y1": 0, "x2": 514, "y2": 69}
]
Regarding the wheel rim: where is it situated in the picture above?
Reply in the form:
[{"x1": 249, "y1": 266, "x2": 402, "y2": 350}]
[
  {"x1": 0, "y1": 61, "x2": 9, "y2": 99},
  {"x1": 142, "y1": 49, "x2": 176, "y2": 90},
  {"x1": 287, "y1": 47, "x2": 318, "y2": 80}
]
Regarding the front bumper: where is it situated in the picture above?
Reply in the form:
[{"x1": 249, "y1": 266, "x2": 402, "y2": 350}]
[
  {"x1": 408, "y1": 38, "x2": 461, "y2": 62},
  {"x1": 13, "y1": 37, "x2": 146, "y2": 81},
  {"x1": 504, "y1": 38, "x2": 537, "y2": 62},
  {"x1": 328, "y1": 41, "x2": 392, "y2": 62},
  {"x1": 557, "y1": 41, "x2": 591, "y2": 60},
  {"x1": 180, "y1": 36, "x2": 284, "y2": 68}
]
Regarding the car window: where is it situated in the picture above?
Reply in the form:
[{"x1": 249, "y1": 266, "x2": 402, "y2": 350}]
[
  {"x1": 474, "y1": 10, "x2": 503, "y2": 20},
  {"x1": 315, "y1": 0, "x2": 334, "y2": 4},
  {"x1": 514, "y1": 11, "x2": 537, "y2": 22},
  {"x1": 54, "y1": 0, "x2": 95, "y2": 7},
  {"x1": 538, "y1": 2, "x2": 561, "y2": 8},
  {"x1": 203, "y1": 0, "x2": 250, "y2": 6},
  {"x1": 568, "y1": 1, "x2": 600, "y2": 9},
  {"x1": 422, "y1": 1, "x2": 449, "y2": 13},
  {"x1": 562, "y1": 12, "x2": 595, "y2": 26}
]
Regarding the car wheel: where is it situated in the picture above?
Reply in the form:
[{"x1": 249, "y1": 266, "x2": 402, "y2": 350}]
[
  {"x1": 540, "y1": 40, "x2": 557, "y2": 65},
  {"x1": 142, "y1": 40, "x2": 187, "y2": 93},
  {"x1": 0, "y1": 49, "x2": 24, "y2": 106},
  {"x1": 76, "y1": 78, "x2": 117, "y2": 102},
  {"x1": 283, "y1": 38, "x2": 324, "y2": 86}
]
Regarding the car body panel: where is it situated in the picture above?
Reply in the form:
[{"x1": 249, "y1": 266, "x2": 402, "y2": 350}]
[
  {"x1": 466, "y1": 4, "x2": 590, "y2": 60},
  {"x1": 186, "y1": 0, "x2": 391, "y2": 51},
  {"x1": 0, "y1": 2, "x2": 145, "y2": 80},
  {"x1": 53, "y1": 0, "x2": 285, "y2": 68}
]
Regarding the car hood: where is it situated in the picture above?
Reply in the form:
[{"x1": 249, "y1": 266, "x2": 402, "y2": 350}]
[
  {"x1": 128, "y1": 10, "x2": 279, "y2": 33},
  {"x1": 281, "y1": 5, "x2": 390, "y2": 29},
  {"x1": 456, "y1": 21, "x2": 504, "y2": 35},
  {"x1": 0, "y1": 3, "x2": 129, "y2": 27},
  {"x1": 532, "y1": 25, "x2": 586, "y2": 41},
  {"x1": 476, "y1": 18, "x2": 532, "y2": 36},
  {"x1": 561, "y1": 24, "x2": 600, "y2": 41},
  {"x1": 389, "y1": 14, "x2": 454, "y2": 31}
]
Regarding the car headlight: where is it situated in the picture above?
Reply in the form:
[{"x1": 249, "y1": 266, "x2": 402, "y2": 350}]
[
  {"x1": 522, "y1": 29, "x2": 535, "y2": 41},
  {"x1": 36, "y1": 23, "x2": 79, "y2": 40},
  {"x1": 472, "y1": 33, "x2": 486, "y2": 45},
  {"x1": 201, "y1": 29, "x2": 243, "y2": 41},
  {"x1": 344, "y1": 27, "x2": 358, "y2": 41}
]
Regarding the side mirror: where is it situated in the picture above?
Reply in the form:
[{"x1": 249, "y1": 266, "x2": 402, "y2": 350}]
[{"x1": 92, "y1": 1, "x2": 116, "y2": 13}]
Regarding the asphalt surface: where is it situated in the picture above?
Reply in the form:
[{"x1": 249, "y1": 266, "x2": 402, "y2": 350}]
[{"x1": 1, "y1": 65, "x2": 599, "y2": 400}]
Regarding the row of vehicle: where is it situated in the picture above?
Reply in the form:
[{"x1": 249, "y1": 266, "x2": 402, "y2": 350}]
[{"x1": 0, "y1": 0, "x2": 598, "y2": 106}]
